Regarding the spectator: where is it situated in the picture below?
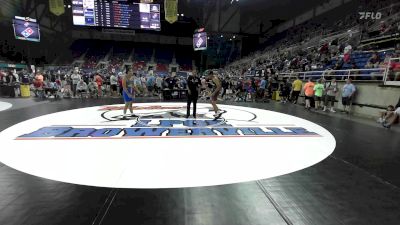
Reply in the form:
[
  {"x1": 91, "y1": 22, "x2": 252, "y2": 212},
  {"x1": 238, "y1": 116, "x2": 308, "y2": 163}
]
[
  {"x1": 35, "y1": 72, "x2": 44, "y2": 83},
  {"x1": 118, "y1": 72, "x2": 124, "y2": 96},
  {"x1": 323, "y1": 78, "x2": 338, "y2": 112},
  {"x1": 155, "y1": 75, "x2": 163, "y2": 95},
  {"x1": 76, "y1": 79, "x2": 88, "y2": 98},
  {"x1": 221, "y1": 78, "x2": 229, "y2": 100},
  {"x1": 94, "y1": 73, "x2": 103, "y2": 97},
  {"x1": 61, "y1": 78, "x2": 73, "y2": 98},
  {"x1": 365, "y1": 53, "x2": 381, "y2": 68},
  {"x1": 134, "y1": 74, "x2": 143, "y2": 96},
  {"x1": 146, "y1": 72, "x2": 155, "y2": 96},
  {"x1": 382, "y1": 105, "x2": 400, "y2": 129},
  {"x1": 343, "y1": 43, "x2": 352, "y2": 63},
  {"x1": 313, "y1": 79, "x2": 325, "y2": 110},
  {"x1": 233, "y1": 78, "x2": 243, "y2": 102},
  {"x1": 291, "y1": 76, "x2": 303, "y2": 104},
  {"x1": 334, "y1": 60, "x2": 343, "y2": 70},
  {"x1": 110, "y1": 73, "x2": 118, "y2": 97},
  {"x1": 43, "y1": 79, "x2": 56, "y2": 98},
  {"x1": 71, "y1": 70, "x2": 81, "y2": 97},
  {"x1": 259, "y1": 76, "x2": 268, "y2": 102},
  {"x1": 341, "y1": 78, "x2": 356, "y2": 113},
  {"x1": 33, "y1": 76, "x2": 44, "y2": 98},
  {"x1": 279, "y1": 79, "x2": 290, "y2": 103},
  {"x1": 88, "y1": 79, "x2": 98, "y2": 98},
  {"x1": 303, "y1": 78, "x2": 315, "y2": 110},
  {"x1": 165, "y1": 74, "x2": 176, "y2": 90},
  {"x1": 378, "y1": 105, "x2": 395, "y2": 123}
]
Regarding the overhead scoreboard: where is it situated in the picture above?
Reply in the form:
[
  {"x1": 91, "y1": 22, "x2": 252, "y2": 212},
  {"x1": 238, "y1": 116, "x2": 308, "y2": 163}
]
[
  {"x1": 72, "y1": 0, "x2": 161, "y2": 31},
  {"x1": 12, "y1": 16, "x2": 40, "y2": 42}
]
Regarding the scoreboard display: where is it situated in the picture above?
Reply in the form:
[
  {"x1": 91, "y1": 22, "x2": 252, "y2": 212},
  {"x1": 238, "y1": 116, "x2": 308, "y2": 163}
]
[
  {"x1": 193, "y1": 29, "x2": 207, "y2": 51},
  {"x1": 72, "y1": 0, "x2": 161, "y2": 31},
  {"x1": 12, "y1": 16, "x2": 40, "y2": 42}
]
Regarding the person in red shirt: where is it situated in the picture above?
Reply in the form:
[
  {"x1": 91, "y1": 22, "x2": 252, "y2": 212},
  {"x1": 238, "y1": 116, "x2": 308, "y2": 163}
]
[
  {"x1": 94, "y1": 73, "x2": 103, "y2": 97},
  {"x1": 33, "y1": 76, "x2": 44, "y2": 98}
]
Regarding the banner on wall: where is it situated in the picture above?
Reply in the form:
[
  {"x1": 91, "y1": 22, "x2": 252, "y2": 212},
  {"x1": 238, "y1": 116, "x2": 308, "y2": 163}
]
[
  {"x1": 49, "y1": 0, "x2": 65, "y2": 16},
  {"x1": 165, "y1": 0, "x2": 178, "y2": 24}
]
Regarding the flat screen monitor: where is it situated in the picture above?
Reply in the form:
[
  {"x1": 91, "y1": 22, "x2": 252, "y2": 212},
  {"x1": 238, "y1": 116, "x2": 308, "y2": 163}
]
[
  {"x1": 72, "y1": 0, "x2": 161, "y2": 31},
  {"x1": 12, "y1": 16, "x2": 40, "y2": 42},
  {"x1": 193, "y1": 32, "x2": 207, "y2": 51}
]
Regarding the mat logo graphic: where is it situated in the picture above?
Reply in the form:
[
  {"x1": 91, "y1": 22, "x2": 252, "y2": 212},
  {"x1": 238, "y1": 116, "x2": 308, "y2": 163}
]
[
  {"x1": 16, "y1": 105, "x2": 322, "y2": 139},
  {"x1": 17, "y1": 119, "x2": 319, "y2": 139}
]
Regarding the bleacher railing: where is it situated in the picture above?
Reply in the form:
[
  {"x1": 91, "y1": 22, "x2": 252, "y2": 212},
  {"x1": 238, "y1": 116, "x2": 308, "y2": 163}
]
[{"x1": 279, "y1": 68, "x2": 387, "y2": 82}]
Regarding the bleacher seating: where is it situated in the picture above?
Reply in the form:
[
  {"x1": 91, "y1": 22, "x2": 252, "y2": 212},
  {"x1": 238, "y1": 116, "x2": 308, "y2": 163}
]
[
  {"x1": 133, "y1": 61, "x2": 146, "y2": 71},
  {"x1": 156, "y1": 64, "x2": 168, "y2": 72},
  {"x1": 134, "y1": 47, "x2": 152, "y2": 62},
  {"x1": 155, "y1": 48, "x2": 173, "y2": 64},
  {"x1": 324, "y1": 50, "x2": 394, "y2": 70},
  {"x1": 113, "y1": 43, "x2": 132, "y2": 60}
]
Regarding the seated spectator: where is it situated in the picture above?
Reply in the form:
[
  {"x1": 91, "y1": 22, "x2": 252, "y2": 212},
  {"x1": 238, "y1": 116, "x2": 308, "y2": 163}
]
[
  {"x1": 33, "y1": 76, "x2": 44, "y2": 98},
  {"x1": 43, "y1": 80, "x2": 58, "y2": 98},
  {"x1": 88, "y1": 79, "x2": 99, "y2": 98},
  {"x1": 365, "y1": 53, "x2": 381, "y2": 68},
  {"x1": 35, "y1": 72, "x2": 44, "y2": 82},
  {"x1": 334, "y1": 60, "x2": 344, "y2": 70},
  {"x1": 61, "y1": 79, "x2": 73, "y2": 98},
  {"x1": 76, "y1": 79, "x2": 88, "y2": 98},
  {"x1": 378, "y1": 105, "x2": 395, "y2": 123},
  {"x1": 382, "y1": 105, "x2": 400, "y2": 129}
]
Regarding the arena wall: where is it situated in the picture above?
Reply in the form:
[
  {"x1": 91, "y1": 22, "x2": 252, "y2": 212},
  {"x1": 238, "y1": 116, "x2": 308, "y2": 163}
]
[
  {"x1": 297, "y1": 82, "x2": 399, "y2": 119},
  {"x1": 347, "y1": 83, "x2": 400, "y2": 119}
]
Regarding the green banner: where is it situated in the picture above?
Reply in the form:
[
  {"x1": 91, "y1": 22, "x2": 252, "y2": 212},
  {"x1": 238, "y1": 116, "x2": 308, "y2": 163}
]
[
  {"x1": 0, "y1": 63, "x2": 27, "y2": 69},
  {"x1": 165, "y1": 0, "x2": 178, "y2": 24},
  {"x1": 49, "y1": 0, "x2": 65, "y2": 16}
]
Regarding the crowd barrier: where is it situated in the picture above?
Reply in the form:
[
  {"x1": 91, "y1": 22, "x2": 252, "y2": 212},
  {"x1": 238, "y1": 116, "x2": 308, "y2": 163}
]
[{"x1": 279, "y1": 68, "x2": 388, "y2": 82}]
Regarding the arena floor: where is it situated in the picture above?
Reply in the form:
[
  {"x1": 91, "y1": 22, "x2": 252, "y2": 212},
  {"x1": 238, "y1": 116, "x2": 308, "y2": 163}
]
[{"x1": 0, "y1": 98, "x2": 399, "y2": 225}]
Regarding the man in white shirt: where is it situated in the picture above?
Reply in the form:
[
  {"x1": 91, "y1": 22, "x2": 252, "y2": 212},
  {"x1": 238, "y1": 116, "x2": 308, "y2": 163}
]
[
  {"x1": 110, "y1": 73, "x2": 118, "y2": 97},
  {"x1": 70, "y1": 70, "x2": 81, "y2": 97}
]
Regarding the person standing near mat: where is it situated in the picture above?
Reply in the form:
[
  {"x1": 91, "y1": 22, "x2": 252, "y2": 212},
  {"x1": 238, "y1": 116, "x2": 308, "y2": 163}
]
[
  {"x1": 206, "y1": 70, "x2": 223, "y2": 118},
  {"x1": 122, "y1": 69, "x2": 138, "y2": 118},
  {"x1": 186, "y1": 70, "x2": 201, "y2": 119}
]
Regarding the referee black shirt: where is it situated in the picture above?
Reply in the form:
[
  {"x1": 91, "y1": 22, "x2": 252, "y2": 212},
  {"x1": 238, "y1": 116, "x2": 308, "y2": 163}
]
[{"x1": 187, "y1": 75, "x2": 201, "y2": 96}]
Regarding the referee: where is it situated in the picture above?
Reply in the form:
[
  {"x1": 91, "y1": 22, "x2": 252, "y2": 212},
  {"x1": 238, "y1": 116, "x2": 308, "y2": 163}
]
[{"x1": 186, "y1": 70, "x2": 201, "y2": 119}]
